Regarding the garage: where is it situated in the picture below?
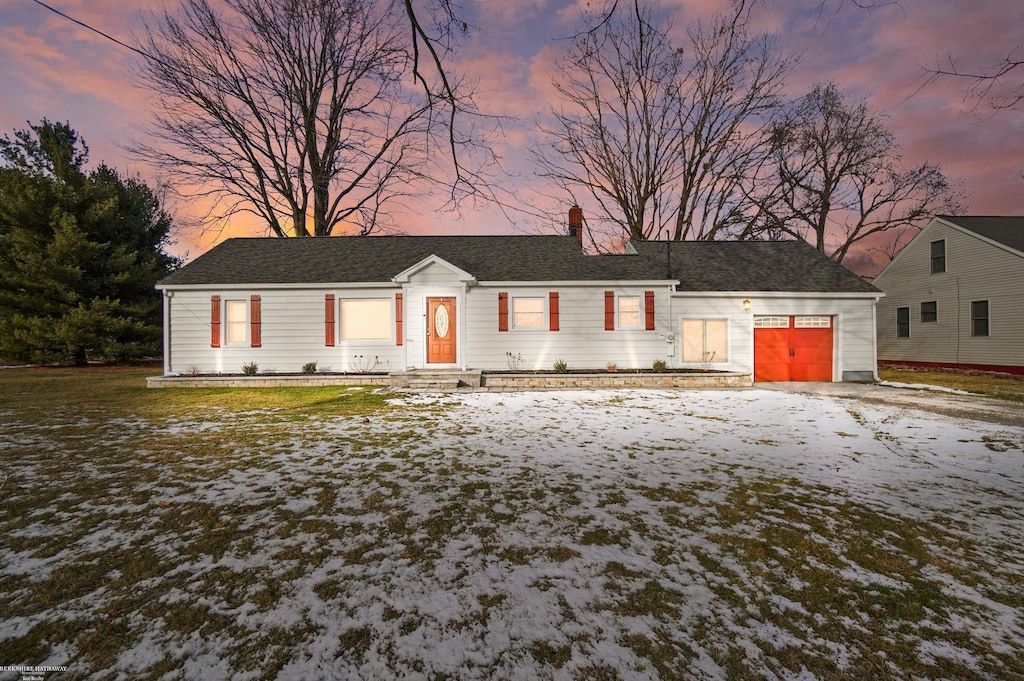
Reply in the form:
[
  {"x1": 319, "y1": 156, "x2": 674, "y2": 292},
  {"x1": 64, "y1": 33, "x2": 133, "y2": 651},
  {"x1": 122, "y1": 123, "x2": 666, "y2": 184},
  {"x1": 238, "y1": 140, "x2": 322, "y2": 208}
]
[{"x1": 754, "y1": 316, "x2": 834, "y2": 382}]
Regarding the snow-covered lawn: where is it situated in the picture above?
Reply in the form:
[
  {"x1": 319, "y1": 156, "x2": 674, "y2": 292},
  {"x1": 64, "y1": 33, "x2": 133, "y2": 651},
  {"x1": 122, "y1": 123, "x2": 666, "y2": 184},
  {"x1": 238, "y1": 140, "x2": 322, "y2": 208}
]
[{"x1": 1, "y1": 388, "x2": 1022, "y2": 680}]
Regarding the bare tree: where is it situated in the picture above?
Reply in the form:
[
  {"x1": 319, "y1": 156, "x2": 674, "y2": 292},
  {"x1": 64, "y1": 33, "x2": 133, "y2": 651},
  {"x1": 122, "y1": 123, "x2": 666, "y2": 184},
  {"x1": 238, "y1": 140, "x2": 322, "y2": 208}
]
[
  {"x1": 752, "y1": 82, "x2": 962, "y2": 263},
  {"x1": 922, "y1": 50, "x2": 1024, "y2": 113},
  {"x1": 669, "y1": 7, "x2": 793, "y2": 240},
  {"x1": 133, "y1": 0, "x2": 473, "y2": 237},
  {"x1": 533, "y1": 0, "x2": 792, "y2": 245}
]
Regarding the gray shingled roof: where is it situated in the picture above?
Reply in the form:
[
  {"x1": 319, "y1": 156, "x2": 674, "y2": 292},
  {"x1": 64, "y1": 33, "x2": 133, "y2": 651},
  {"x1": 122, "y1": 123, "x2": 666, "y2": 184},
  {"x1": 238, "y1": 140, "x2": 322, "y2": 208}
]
[
  {"x1": 158, "y1": 234, "x2": 879, "y2": 294},
  {"x1": 158, "y1": 235, "x2": 665, "y2": 286},
  {"x1": 629, "y1": 240, "x2": 880, "y2": 293},
  {"x1": 939, "y1": 216, "x2": 1024, "y2": 254}
]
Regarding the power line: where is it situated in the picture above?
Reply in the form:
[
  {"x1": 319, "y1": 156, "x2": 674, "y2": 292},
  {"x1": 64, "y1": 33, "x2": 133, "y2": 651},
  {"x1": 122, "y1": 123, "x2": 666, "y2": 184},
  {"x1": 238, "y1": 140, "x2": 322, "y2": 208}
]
[{"x1": 29, "y1": 0, "x2": 157, "y2": 64}]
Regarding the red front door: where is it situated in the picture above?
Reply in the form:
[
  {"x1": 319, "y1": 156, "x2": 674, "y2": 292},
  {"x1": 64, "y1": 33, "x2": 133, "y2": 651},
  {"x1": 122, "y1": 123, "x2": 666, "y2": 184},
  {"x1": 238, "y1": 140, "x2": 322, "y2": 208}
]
[
  {"x1": 754, "y1": 316, "x2": 833, "y2": 382},
  {"x1": 426, "y1": 297, "x2": 456, "y2": 364}
]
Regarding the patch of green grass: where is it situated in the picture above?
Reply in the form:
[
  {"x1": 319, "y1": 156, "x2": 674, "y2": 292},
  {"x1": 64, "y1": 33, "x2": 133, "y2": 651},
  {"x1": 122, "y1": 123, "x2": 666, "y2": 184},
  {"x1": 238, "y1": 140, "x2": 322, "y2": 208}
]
[
  {"x1": 879, "y1": 366, "x2": 1024, "y2": 402},
  {"x1": 0, "y1": 365, "x2": 392, "y2": 424}
]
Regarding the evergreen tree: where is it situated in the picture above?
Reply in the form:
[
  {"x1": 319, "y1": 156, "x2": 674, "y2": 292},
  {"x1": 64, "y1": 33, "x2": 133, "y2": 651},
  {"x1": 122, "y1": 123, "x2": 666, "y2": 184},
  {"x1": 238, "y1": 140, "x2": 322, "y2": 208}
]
[{"x1": 0, "y1": 120, "x2": 180, "y2": 365}]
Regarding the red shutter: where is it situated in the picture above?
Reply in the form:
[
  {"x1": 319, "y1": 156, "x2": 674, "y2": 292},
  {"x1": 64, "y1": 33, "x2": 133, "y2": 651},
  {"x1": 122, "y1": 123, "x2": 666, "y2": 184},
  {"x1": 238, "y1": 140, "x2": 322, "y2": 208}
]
[
  {"x1": 324, "y1": 294, "x2": 335, "y2": 347},
  {"x1": 645, "y1": 290, "x2": 655, "y2": 330},
  {"x1": 549, "y1": 292, "x2": 560, "y2": 331},
  {"x1": 498, "y1": 292, "x2": 509, "y2": 332},
  {"x1": 604, "y1": 291, "x2": 615, "y2": 330},
  {"x1": 211, "y1": 296, "x2": 221, "y2": 347},
  {"x1": 395, "y1": 293, "x2": 403, "y2": 346},
  {"x1": 250, "y1": 295, "x2": 262, "y2": 347}
]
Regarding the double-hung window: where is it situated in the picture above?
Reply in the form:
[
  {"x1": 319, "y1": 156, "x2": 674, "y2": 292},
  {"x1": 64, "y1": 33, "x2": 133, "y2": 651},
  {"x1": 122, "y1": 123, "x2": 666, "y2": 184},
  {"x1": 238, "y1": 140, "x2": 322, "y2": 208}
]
[
  {"x1": 618, "y1": 296, "x2": 640, "y2": 328},
  {"x1": 896, "y1": 307, "x2": 910, "y2": 338},
  {"x1": 930, "y1": 240, "x2": 946, "y2": 274},
  {"x1": 225, "y1": 300, "x2": 249, "y2": 345},
  {"x1": 921, "y1": 301, "x2": 937, "y2": 323},
  {"x1": 512, "y1": 297, "x2": 545, "y2": 329},
  {"x1": 971, "y1": 300, "x2": 989, "y2": 337}
]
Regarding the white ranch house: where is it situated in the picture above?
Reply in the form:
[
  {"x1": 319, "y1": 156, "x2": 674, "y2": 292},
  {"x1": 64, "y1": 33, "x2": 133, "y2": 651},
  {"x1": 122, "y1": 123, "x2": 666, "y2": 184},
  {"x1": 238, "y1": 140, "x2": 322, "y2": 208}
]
[{"x1": 156, "y1": 226, "x2": 882, "y2": 384}]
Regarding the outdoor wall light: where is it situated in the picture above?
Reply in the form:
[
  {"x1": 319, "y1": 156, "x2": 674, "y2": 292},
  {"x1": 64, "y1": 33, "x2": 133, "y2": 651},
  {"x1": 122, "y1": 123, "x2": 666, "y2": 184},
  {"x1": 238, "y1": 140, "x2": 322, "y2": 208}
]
[{"x1": 742, "y1": 299, "x2": 751, "y2": 311}]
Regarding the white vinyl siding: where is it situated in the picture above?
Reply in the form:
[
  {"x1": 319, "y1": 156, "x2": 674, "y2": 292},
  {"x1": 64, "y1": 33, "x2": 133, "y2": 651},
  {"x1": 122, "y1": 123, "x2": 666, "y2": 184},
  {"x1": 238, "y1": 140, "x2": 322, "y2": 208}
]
[
  {"x1": 164, "y1": 289, "x2": 404, "y2": 375},
  {"x1": 463, "y1": 286, "x2": 668, "y2": 371},
  {"x1": 876, "y1": 218, "x2": 1024, "y2": 368}
]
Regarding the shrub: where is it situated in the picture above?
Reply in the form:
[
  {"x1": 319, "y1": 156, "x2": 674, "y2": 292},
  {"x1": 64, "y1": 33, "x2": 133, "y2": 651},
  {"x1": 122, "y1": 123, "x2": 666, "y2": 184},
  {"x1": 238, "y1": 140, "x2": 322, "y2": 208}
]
[
  {"x1": 553, "y1": 358, "x2": 569, "y2": 373},
  {"x1": 302, "y1": 361, "x2": 318, "y2": 374},
  {"x1": 241, "y1": 361, "x2": 259, "y2": 375},
  {"x1": 652, "y1": 359, "x2": 668, "y2": 372}
]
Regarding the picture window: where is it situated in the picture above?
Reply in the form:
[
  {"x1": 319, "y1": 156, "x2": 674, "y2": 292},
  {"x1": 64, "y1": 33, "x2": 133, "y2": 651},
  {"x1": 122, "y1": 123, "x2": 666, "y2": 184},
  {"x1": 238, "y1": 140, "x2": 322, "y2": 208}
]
[
  {"x1": 681, "y1": 319, "x2": 728, "y2": 363},
  {"x1": 340, "y1": 299, "x2": 391, "y2": 341}
]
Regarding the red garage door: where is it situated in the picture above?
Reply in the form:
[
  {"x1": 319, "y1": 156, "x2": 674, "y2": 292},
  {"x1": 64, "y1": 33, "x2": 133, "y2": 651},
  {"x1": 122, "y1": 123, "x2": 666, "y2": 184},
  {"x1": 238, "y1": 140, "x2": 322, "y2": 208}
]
[{"x1": 754, "y1": 316, "x2": 833, "y2": 382}]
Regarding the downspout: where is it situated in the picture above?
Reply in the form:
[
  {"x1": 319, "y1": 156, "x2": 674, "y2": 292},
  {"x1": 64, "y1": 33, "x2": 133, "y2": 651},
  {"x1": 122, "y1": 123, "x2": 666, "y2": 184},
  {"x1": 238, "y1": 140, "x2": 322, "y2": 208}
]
[
  {"x1": 871, "y1": 297, "x2": 879, "y2": 381},
  {"x1": 460, "y1": 282, "x2": 468, "y2": 371},
  {"x1": 163, "y1": 290, "x2": 172, "y2": 376}
]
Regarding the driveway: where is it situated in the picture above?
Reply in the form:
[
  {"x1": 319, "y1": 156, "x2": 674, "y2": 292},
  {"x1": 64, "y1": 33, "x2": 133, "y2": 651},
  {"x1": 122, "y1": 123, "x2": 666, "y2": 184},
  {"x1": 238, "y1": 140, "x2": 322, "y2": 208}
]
[{"x1": 758, "y1": 381, "x2": 1024, "y2": 428}]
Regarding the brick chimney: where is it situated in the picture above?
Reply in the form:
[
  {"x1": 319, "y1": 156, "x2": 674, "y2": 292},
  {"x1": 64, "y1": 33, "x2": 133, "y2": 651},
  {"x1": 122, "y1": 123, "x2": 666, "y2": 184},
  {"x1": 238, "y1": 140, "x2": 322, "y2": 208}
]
[{"x1": 568, "y1": 205, "x2": 584, "y2": 249}]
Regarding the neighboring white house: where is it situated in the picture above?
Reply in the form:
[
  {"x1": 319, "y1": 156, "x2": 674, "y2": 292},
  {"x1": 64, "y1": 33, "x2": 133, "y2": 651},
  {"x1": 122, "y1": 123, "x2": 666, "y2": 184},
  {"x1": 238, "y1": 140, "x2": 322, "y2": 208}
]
[
  {"x1": 156, "y1": 228, "x2": 882, "y2": 382},
  {"x1": 874, "y1": 215, "x2": 1024, "y2": 375}
]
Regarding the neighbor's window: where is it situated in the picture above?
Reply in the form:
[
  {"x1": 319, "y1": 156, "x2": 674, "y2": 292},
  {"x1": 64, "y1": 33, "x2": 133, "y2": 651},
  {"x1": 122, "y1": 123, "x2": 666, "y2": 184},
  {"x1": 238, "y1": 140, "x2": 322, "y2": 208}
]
[
  {"x1": 971, "y1": 300, "x2": 989, "y2": 337},
  {"x1": 340, "y1": 299, "x2": 391, "y2": 341},
  {"x1": 896, "y1": 307, "x2": 910, "y2": 338},
  {"x1": 930, "y1": 240, "x2": 946, "y2": 274},
  {"x1": 681, "y1": 319, "x2": 728, "y2": 363},
  {"x1": 512, "y1": 297, "x2": 545, "y2": 328},
  {"x1": 225, "y1": 300, "x2": 248, "y2": 344},
  {"x1": 921, "y1": 301, "x2": 938, "y2": 323},
  {"x1": 618, "y1": 296, "x2": 640, "y2": 328}
]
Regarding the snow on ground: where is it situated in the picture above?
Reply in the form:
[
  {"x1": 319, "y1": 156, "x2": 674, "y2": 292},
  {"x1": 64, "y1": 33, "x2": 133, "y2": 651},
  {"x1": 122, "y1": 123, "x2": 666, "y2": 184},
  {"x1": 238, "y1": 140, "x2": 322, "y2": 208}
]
[{"x1": 1, "y1": 388, "x2": 1022, "y2": 680}]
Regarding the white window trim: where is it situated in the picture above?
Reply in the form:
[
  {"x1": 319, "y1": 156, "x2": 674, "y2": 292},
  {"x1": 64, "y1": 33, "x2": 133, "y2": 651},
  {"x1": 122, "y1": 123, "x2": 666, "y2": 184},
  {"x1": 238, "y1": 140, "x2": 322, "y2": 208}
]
[
  {"x1": 340, "y1": 297, "x2": 393, "y2": 343},
  {"x1": 511, "y1": 296, "x2": 547, "y2": 330}
]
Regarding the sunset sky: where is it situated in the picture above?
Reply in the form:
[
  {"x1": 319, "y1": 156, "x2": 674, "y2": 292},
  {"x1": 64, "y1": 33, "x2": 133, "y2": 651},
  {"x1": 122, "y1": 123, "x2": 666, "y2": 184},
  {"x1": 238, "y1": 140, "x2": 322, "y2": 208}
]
[{"x1": 0, "y1": 0, "x2": 1021, "y2": 274}]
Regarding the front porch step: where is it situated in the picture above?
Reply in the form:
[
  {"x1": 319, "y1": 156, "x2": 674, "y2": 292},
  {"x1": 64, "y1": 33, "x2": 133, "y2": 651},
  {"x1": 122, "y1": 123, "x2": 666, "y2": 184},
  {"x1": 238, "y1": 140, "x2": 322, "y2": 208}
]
[
  {"x1": 389, "y1": 369, "x2": 482, "y2": 391},
  {"x1": 406, "y1": 379, "x2": 462, "y2": 392}
]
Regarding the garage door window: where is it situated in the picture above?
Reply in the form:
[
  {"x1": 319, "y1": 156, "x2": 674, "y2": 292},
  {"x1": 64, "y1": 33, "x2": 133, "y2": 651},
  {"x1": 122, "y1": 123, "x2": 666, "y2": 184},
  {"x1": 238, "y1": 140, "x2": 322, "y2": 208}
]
[{"x1": 794, "y1": 316, "x2": 831, "y2": 328}]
